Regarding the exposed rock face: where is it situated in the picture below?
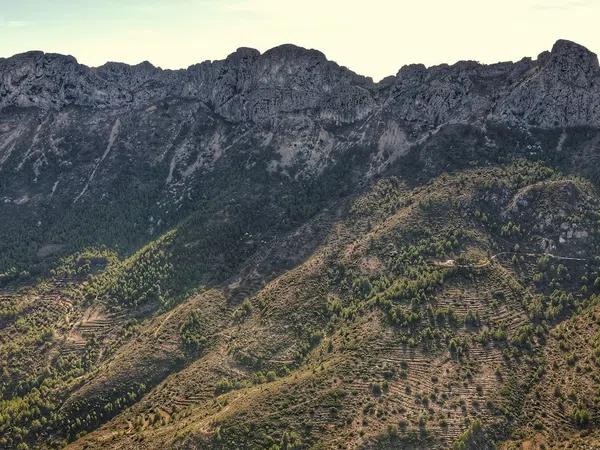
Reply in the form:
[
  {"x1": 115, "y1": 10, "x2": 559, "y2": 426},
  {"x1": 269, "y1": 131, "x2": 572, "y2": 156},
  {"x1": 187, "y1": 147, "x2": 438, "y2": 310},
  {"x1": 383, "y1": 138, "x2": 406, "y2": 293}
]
[
  {"x1": 495, "y1": 40, "x2": 600, "y2": 127},
  {"x1": 1, "y1": 40, "x2": 599, "y2": 183},
  {"x1": 1, "y1": 40, "x2": 599, "y2": 268},
  {"x1": 183, "y1": 45, "x2": 376, "y2": 124},
  {"x1": 0, "y1": 44, "x2": 375, "y2": 124},
  {"x1": 2, "y1": 40, "x2": 598, "y2": 127}
]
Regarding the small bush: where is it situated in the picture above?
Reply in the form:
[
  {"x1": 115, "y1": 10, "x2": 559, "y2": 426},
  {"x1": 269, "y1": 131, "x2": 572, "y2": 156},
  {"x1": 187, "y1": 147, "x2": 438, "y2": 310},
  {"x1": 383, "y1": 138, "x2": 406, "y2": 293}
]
[{"x1": 371, "y1": 382, "x2": 382, "y2": 396}]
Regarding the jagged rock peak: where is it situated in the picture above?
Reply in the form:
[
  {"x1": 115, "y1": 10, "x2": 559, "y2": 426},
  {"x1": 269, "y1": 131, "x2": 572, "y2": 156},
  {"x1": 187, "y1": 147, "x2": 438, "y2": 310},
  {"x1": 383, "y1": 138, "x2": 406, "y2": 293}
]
[
  {"x1": 550, "y1": 39, "x2": 598, "y2": 62},
  {"x1": 96, "y1": 60, "x2": 158, "y2": 72},
  {"x1": 262, "y1": 43, "x2": 327, "y2": 60},
  {"x1": 226, "y1": 47, "x2": 261, "y2": 60},
  {"x1": 492, "y1": 39, "x2": 600, "y2": 127},
  {"x1": 543, "y1": 39, "x2": 599, "y2": 80},
  {"x1": 5, "y1": 50, "x2": 79, "y2": 66}
]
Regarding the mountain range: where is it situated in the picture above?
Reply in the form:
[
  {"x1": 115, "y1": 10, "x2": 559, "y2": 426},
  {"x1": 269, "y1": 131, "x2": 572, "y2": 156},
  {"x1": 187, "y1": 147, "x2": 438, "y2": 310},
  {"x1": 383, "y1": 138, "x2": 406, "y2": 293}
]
[{"x1": 1, "y1": 40, "x2": 600, "y2": 449}]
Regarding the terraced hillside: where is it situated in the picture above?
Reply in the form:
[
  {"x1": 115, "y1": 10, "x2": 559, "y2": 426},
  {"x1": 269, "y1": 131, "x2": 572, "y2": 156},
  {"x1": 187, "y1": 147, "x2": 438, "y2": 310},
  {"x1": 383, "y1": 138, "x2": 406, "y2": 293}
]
[
  {"x1": 2, "y1": 158, "x2": 600, "y2": 449},
  {"x1": 2, "y1": 40, "x2": 600, "y2": 449}
]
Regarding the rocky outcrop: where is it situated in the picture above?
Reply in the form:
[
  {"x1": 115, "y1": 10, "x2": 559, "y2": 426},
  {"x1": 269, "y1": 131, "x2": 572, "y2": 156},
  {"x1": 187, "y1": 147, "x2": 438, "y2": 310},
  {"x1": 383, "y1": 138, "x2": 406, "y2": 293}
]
[
  {"x1": 0, "y1": 44, "x2": 375, "y2": 125},
  {"x1": 0, "y1": 40, "x2": 599, "y2": 233},
  {"x1": 2, "y1": 40, "x2": 599, "y2": 129},
  {"x1": 494, "y1": 40, "x2": 600, "y2": 127}
]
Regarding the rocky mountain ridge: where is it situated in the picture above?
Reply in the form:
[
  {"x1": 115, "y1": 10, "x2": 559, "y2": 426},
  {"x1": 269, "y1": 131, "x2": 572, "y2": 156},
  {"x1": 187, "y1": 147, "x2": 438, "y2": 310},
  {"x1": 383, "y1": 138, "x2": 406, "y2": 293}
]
[{"x1": 0, "y1": 39, "x2": 598, "y2": 128}]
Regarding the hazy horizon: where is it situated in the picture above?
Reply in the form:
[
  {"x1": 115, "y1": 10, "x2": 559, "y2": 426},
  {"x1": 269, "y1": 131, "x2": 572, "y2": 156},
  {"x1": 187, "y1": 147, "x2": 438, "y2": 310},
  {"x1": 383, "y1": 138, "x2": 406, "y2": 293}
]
[{"x1": 1, "y1": 0, "x2": 599, "y2": 81}]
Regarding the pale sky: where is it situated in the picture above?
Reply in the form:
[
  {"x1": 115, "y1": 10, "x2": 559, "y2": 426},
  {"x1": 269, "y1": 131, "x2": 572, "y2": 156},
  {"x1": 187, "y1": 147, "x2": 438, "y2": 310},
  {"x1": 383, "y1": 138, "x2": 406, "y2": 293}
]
[{"x1": 0, "y1": 0, "x2": 598, "y2": 81}]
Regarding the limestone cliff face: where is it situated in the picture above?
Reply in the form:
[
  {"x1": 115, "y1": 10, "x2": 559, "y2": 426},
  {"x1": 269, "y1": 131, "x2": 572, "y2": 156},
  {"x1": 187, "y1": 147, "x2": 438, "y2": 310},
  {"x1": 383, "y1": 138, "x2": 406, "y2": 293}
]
[
  {"x1": 0, "y1": 40, "x2": 599, "y2": 248},
  {"x1": 183, "y1": 45, "x2": 376, "y2": 124},
  {"x1": 494, "y1": 40, "x2": 600, "y2": 127},
  {"x1": 0, "y1": 44, "x2": 375, "y2": 124},
  {"x1": 1, "y1": 40, "x2": 598, "y2": 127}
]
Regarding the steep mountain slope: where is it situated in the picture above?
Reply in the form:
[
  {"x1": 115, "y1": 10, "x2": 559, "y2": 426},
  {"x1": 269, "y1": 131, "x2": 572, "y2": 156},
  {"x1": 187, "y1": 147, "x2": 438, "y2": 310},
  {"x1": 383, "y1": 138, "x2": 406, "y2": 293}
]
[
  {"x1": 1, "y1": 39, "x2": 599, "y2": 273},
  {"x1": 1, "y1": 40, "x2": 600, "y2": 450}
]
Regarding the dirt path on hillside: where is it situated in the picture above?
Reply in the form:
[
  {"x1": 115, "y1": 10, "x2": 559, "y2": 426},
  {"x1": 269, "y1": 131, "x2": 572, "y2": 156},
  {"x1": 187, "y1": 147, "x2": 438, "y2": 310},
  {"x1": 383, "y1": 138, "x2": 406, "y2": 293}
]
[{"x1": 433, "y1": 251, "x2": 590, "y2": 269}]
